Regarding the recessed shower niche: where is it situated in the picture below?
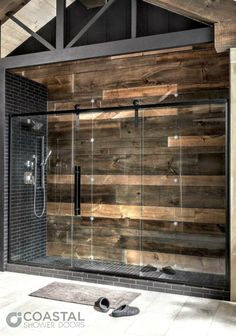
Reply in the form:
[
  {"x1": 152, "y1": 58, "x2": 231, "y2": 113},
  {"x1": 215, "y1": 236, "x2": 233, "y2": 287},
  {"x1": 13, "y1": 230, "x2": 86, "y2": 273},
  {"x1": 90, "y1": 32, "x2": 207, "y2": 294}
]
[{"x1": 8, "y1": 100, "x2": 229, "y2": 290}]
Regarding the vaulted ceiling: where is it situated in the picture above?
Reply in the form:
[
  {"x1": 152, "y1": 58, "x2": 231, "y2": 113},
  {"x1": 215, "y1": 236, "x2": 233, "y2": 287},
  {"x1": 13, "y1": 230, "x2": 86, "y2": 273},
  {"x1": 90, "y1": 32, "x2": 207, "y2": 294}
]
[{"x1": 0, "y1": 0, "x2": 236, "y2": 57}]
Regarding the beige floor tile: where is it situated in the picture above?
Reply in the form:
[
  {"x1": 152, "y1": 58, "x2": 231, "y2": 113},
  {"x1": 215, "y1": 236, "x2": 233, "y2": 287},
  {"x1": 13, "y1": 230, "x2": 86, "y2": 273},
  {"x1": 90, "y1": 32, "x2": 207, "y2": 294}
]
[
  {"x1": 80, "y1": 313, "x2": 137, "y2": 336},
  {"x1": 207, "y1": 322, "x2": 236, "y2": 336},
  {"x1": 214, "y1": 301, "x2": 236, "y2": 325},
  {"x1": 166, "y1": 296, "x2": 219, "y2": 334},
  {"x1": 146, "y1": 292, "x2": 187, "y2": 317},
  {"x1": 125, "y1": 312, "x2": 174, "y2": 336},
  {"x1": 165, "y1": 327, "x2": 208, "y2": 336}
]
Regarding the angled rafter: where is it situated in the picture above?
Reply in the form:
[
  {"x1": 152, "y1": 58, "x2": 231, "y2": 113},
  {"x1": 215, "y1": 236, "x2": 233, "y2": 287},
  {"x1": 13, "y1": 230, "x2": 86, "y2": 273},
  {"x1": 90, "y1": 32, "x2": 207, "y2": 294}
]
[
  {"x1": 6, "y1": 12, "x2": 55, "y2": 51},
  {"x1": 66, "y1": 0, "x2": 117, "y2": 48}
]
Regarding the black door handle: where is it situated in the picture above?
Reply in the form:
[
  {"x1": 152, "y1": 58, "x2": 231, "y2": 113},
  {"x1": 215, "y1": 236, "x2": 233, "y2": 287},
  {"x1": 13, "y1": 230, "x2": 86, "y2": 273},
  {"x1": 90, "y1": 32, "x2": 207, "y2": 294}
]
[{"x1": 74, "y1": 165, "x2": 81, "y2": 216}]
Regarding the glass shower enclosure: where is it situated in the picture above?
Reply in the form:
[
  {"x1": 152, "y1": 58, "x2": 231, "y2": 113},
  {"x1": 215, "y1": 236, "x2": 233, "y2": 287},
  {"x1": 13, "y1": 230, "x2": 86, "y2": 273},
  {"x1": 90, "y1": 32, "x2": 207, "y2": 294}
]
[{"x1": 8, "y1": 100, "x2": 229, "y2": 290}]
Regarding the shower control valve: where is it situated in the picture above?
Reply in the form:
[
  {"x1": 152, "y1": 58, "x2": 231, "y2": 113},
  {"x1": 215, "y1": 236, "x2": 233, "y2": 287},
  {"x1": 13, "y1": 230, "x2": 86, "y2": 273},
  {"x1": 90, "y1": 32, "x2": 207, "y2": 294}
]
[
  {"x1": 24, "y1": 172, "x2": 34, "y2": 185},
  {"x1": 24, "y1": 160, "x2": 34, "y2": 170}
]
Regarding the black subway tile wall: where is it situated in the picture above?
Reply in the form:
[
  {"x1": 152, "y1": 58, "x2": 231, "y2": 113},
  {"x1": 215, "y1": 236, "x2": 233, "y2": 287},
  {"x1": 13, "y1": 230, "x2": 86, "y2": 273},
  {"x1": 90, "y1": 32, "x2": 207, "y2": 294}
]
[{"x1": 5, "y1": 72, "x2": 48, "y2": 264}]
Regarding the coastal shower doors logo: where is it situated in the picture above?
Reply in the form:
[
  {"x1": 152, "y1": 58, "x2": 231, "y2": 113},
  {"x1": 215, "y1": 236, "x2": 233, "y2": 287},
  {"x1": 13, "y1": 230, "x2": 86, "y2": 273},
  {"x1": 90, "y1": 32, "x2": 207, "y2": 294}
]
[{"x1": 6, "y1": 311, "x2": 85, "y2": 329}]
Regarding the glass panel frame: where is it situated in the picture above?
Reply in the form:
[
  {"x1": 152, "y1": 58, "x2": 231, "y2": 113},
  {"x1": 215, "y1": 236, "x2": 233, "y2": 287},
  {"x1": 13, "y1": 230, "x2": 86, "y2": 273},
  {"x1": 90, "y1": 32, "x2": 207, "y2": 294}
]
[{"x1": 8, "y1": 99, "x2": 230, "y2": 291}]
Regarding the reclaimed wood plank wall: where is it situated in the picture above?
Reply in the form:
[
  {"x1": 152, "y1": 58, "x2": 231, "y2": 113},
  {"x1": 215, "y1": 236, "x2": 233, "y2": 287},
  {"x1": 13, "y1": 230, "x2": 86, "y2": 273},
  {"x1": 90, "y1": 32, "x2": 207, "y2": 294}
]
[
  {"x1": 13, "y1": 43, "x2": 229, "y2": 274},
  {"x1": 13, "y1": 43, "x2": 229, "y2": 110}
]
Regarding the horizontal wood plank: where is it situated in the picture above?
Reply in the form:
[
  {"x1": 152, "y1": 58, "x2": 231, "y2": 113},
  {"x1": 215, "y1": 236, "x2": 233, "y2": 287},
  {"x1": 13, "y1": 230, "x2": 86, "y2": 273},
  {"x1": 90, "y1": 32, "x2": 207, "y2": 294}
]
[
  {"x1": 103, "y1": 84, "x2": 178, "y2": 100},
  {"x1": 47, "y1": 174, "x2": 225, "y2": 187},
  {"x1": 48, "y1": 215, "x2": 226, "y2": 235},
  {"x1": 47, "y1": 202, "x2": 226, "y2": 224},
  {"x1": 103, "y1": 83, "x2": 228, "y2": 101},
  {"x1": 168, "y1": 135, "x2": 225, "y2": 147}
]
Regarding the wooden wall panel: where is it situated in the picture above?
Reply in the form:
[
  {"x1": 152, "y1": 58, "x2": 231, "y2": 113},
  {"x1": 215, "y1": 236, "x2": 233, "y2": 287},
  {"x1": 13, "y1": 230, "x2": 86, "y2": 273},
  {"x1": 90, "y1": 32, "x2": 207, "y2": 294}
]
[{"x1": 13, "y1": 44, "x2": 229, "y2": 111}]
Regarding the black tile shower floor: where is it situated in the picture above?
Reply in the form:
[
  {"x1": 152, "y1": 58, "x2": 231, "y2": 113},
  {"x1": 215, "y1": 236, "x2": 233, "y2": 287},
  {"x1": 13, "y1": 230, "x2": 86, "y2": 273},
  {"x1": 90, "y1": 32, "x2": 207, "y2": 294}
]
[{"x1": 28, "y1": 256, "x2": 228, "y2": 290}]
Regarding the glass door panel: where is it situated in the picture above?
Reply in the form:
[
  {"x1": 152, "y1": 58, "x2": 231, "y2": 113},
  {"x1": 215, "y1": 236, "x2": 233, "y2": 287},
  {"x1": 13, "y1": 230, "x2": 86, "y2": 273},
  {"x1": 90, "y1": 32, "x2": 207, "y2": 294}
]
[
  {"x1": 72, "y1": 109, "x2": 142, "y2": 271},
  {"x1": 141, "y1": 103, "x2": 227, "y2": 289},
  {"x1": 178, "y1": 103, "x2": 227, "y2": 287},
  {"x1": 141, "y1": 106, "x2": 181, "y2": 274},
  {"x1": 46, "y1": 113, "x2": 75, "y2": 267}
]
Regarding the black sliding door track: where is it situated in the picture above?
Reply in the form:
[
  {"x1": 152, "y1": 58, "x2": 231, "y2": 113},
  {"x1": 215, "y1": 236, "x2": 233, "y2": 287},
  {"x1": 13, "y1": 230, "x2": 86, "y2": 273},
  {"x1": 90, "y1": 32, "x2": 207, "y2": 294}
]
[{"x1": 9, "y1": 99, "x2": 228, "y2": 118}]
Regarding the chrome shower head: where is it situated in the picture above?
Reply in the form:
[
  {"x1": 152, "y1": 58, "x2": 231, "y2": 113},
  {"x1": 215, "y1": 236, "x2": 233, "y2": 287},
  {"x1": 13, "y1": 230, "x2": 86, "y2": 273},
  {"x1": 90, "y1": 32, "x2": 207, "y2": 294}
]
[
  {"x1": 21, "y1": 118, "x2": 43, "y2": 132},
  {"x1": 31, "y1": 119, "x2": 43, "y2": 131}
]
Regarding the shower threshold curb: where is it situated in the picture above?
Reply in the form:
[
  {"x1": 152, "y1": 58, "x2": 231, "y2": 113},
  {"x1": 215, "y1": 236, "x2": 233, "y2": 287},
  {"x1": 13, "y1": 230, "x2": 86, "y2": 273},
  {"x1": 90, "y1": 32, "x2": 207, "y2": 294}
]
[{"x1": 5, "y1": 263, "x2": 230, "y2": 301}]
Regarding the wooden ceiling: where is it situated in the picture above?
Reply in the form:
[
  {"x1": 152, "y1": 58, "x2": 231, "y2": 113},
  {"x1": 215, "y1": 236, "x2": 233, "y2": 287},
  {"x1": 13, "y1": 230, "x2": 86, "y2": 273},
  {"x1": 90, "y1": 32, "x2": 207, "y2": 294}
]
[
  {"x1": 1, "y1": 0, "x2": 76, "y2": 58},
  {"x1": 0, "y1": 0, "x2": 105, "y2": 22},
  {"x1": 0, "y1": 0, "x2": 31, "y2": 23}
]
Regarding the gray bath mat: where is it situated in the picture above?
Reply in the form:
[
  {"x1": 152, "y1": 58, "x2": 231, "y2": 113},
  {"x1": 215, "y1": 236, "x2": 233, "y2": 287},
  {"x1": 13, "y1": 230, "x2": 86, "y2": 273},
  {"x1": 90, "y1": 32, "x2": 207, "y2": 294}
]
[{"x1": 29, "y1": 281, "x2": 140, "y2": 308}]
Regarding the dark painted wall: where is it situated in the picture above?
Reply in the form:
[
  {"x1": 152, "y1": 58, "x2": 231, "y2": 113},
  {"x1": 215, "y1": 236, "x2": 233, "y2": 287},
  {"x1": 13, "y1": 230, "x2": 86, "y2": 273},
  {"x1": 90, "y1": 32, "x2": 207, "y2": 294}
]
[{"x1": 10, "y1": 0, "x2": 205, "y2": 56}]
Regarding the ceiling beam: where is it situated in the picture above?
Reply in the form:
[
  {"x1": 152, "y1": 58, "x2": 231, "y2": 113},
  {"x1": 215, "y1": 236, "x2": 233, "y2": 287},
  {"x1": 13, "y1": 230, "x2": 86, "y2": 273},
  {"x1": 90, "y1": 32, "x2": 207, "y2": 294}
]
[
  {"x1": 143, "y1": 0, "x2": 236, "y2": 52},
  {"x1": 215, "y1": 20, "x2": 236, "y2": 53},
  {"x1": 0, "y1": 27, "x2": 213, "y2": 69}
]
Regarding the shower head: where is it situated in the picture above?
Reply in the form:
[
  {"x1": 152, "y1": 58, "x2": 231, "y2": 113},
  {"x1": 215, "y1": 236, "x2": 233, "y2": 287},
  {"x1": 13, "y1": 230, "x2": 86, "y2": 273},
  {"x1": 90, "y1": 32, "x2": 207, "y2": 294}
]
[
  {"x1": 31, "y1": 119, "x2": 43, "y2": 131},
  {"x1": 21, "y1": 118, "x2": 43, "y2": 132}
]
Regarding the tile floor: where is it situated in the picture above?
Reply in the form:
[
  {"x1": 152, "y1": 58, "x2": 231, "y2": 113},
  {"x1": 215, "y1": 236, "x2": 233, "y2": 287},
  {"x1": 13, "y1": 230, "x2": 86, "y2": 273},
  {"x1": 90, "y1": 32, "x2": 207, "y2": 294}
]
[{"x1": 0, "y1": 271, "x2": 235, "y2": 336}]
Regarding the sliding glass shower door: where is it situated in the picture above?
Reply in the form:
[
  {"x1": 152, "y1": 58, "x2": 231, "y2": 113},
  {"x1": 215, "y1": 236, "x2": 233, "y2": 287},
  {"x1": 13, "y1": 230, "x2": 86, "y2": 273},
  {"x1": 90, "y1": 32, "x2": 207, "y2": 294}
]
[
  {"x1": 72, "y1": 110, "x2": 143, "y2": 269},
  {"x1": 9, "y1": 100, "x2": 228, "y2": 289}
]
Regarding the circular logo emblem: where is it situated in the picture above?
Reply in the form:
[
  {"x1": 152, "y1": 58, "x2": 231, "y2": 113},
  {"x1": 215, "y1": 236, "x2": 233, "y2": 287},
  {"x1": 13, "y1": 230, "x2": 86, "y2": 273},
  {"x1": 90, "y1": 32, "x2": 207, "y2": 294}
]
[{"x1": 6, "y1": 312, "x2": 22, "y2": 328}]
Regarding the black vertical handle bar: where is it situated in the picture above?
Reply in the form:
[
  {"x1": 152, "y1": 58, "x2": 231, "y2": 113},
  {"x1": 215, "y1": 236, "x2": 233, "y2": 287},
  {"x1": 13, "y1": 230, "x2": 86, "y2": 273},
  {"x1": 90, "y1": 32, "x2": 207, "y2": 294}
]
[{"x1": 74, "y1": 165, "x2": 81, "y2": 216}]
